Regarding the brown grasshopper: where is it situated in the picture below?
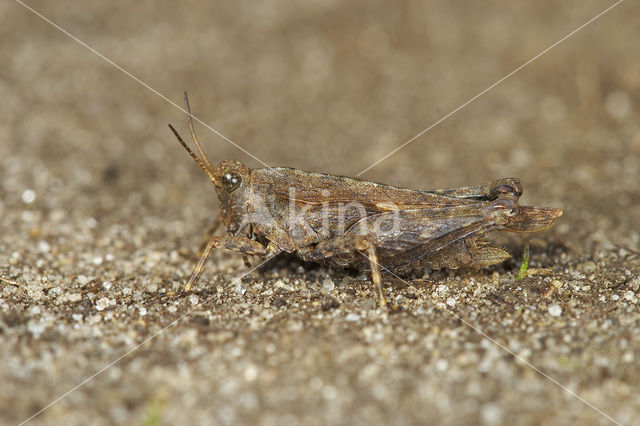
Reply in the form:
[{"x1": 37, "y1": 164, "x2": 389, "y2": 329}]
[{"x1": 169, "y1": 94, "x2": 562, "y2": 307}]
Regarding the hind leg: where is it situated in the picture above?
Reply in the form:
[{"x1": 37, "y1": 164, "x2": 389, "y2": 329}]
[{"x1": 423, "y1": 178, "x2": 521, "y2": 201}]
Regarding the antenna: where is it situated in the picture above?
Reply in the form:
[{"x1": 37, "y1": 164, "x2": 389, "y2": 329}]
[
  {"x1": 168, "y1": 124, "x2": 217, "y2": 185},
  {"x1": 184, "y1": 92, "x2": 215, "y2": 174}
]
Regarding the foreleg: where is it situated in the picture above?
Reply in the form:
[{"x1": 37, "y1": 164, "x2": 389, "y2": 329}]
[
  {"x1": 184, "y1": 235, "x2": 269, "y2": 292},
  {"x1": 197, "y1": 215, "x2": 223, "y2": 256}
]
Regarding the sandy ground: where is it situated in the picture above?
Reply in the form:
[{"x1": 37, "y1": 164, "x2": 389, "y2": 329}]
[{"x1": 1, "y1": 1, "x2": 639, "y2": 425}]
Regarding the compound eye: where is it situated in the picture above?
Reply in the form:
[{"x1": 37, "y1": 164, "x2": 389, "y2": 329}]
[
  {"x1": 490, "y1": 184, "x2": 518, "y2": 199},
  {"x1": 222, "y1": 172, "x2": 242, "y2": 192}
]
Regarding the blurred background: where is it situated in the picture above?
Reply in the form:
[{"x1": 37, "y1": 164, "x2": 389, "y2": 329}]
[
  {"x1": 1, "y1": 1, "x2": 638, "y2": 248},
  {"x1": 1, "y1": 1, "x2": 638, "y2": 424}
]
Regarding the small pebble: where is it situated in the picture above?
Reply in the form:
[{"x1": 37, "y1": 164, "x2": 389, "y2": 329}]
[
  {"x1": 435, "y1": 359, "x2": 448, "y2": 371},
  {"x1": 234, "y1": 282, "x2": 246, "y2": 296},
  {"x1": 67, "y1": 293, "x2": 82, "y2": 303},
  {"x1": 481, "y1": 403, "x2": 503, "y2": 424},
  {"x1": 37, "y1": 241, "x2": 51, "y2": 253},
  {"x1": 21, "y1": 189, "x2": 36, "y2": 204},
  {"x1": 322, "y1": 278, "x2": 335, "y2": 292},
  {"x1": 244, "y1": 364, "x2": 258, "y2": 382},
  {"x1": 274, "y1": 279, "x2": 294, "y2": 292},
  {"x1": 624, "y1": 291, "x2": 638, "y2": 303},
  {"x1": 27, "y1": 321, "x2": 47, "y2": 337},
  {"x1": 345, "y1": 313, "x2": 360, "y2": 322},
  {"x1": 548, "y1": 304, "x2": 562, "y2": 317},
  {"x1": 95, "y1": 297, "x2": 110, "y2": 311},
  {"x1": 145, "y1": 280, "x2": 158, "y2": 293},
  {"x1": 578, "y1": 261, "x2": 596, "y2": 274},
  {"x1": 288, "y1": 320, "x2": 303, "y2": 331}
]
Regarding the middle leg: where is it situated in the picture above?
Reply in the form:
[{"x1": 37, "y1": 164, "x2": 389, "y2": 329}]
[{"x1": 299, "y1": 235, "x2": 387, "y2": 307}]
